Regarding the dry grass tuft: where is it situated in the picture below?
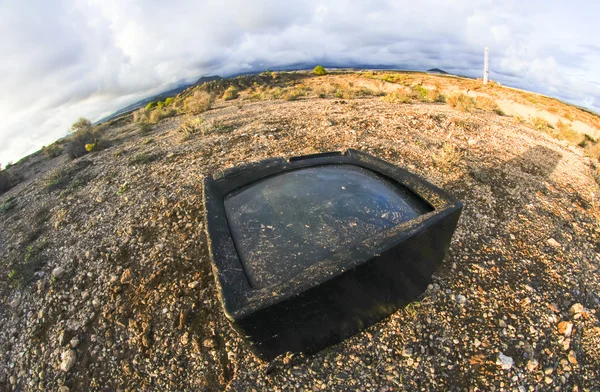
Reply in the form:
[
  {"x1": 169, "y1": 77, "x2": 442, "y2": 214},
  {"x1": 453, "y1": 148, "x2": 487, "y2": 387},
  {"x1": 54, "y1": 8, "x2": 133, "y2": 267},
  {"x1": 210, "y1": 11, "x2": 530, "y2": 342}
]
[
  {"x1": 178, "y1": 116, "x2": 205, "y2": 139},
  {"x1": 382, "y1": 89, "x2": 411, "y2": 104},
  {"x1": 222, "y1": 86, "x2": 239, "y2": 101},
  {"x1": 447, "y1": 94, "x2": 476, "y2": 112},
  {"x1": 184, "y1": 91, "x2": 214, "y2": 114},
  {"x1": 433, "y1": 143, "x2": 462, "y2": 171}
]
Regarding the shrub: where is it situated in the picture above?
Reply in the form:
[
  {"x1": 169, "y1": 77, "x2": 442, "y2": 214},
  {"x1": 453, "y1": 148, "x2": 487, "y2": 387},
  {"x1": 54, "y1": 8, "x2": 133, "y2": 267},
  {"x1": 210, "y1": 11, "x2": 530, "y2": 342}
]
[
  {"x1": 0, "y1": 170, "x2": 15, "y2": 194},
  {"x1": 578, "y1": 134, "x2": 596, "y2": 148},
  {"x1": 71, "y1": 117, "x2": 92, "y2": 134},
  {"x1": 164, "y1": 97, "x2": 174, "y2": 105},
  {"x1": 494, "y1": 108, "x2": 506, "y2": 116},
  {"x1": 133, "y1": 108, "x2": 150, "y2": 123},
  {"x1": 475, "y1": 96, "x2": 499, "y2": 111},
  {"x1": 184, "y1": 91, "x2": 214, "y2": 114},
  {"x1": 556, "y1": 120, "x2": 583, "y2": 144},
  {"x1": 283, "y1": 88, "x2": 306, "y2": 101},
  {"x1": 382, "y1": 90, "x2": 411, "y2": 104},
  {"x1": 433, "y1": 143, "x2": 461, "y2": 171},
  {"x1": 313, "y1": 65, "x2": 327, "y2": 76},
  {"x1": 145, "y1": 102, "x2": 156, "y2": 110},
  {"x1": 149, "y1": 108, "x2": 177, "y2": 124},
  {"x1": 447, "y1": 94, "x2": 476, "y2": 112},
  {"x1": 412, "y1": 85, "x2": 428, "y2": 102},
  {"x1": 585, "y1": 142, "x2": 600, "y2": 160},
  {"x1": 42, "y1": 143, "x2": 62, "y2": 158},
  {"x1": 139, "y1": 122, "x2": 152, "y2": 134},
  {"x1": 65, "y1": 129, "x2": 95, "y2": 159},
  {"x1": 178, "y1": 116, "x2": 205, "y2": 139},
  {"x1": 223, "y1": 86, "x2": 239, "y2": 101},
  {"x1": 65, "y1": 119, "x2": 107, "y2": 159},
  {"x1": 157, "y1": 101, "x2": 166, "y2": 109}
]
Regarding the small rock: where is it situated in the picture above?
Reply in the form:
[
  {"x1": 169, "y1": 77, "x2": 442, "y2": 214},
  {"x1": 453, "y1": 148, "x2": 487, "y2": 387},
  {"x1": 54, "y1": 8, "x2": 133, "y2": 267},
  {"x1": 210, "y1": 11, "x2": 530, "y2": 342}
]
[
  {"x1": 544, "y1": 367, "x2": 553, "y2": 375},
  {"x1": 567, "y1": 350, "x2": 577, "y2": 364},
  {"x1": 52, "y1": 267, "x2": 66, "y2": 279},
  {"x1": 547, "y1": 238, "x2": 561, "y2": 248},
  {"x1": 9, "y1": 297, "x2": 21, "y2": 308},
  {"x1": 9, "y1": 375, "x2": 16, "y2": 385},
  {"x1": 509, "y1": 234, "x2": 516, "y2": 240},
  {"x1": 181, "y1": 332, "x2": 189, "y2": 345},
  {"x1": 188, "y1": 281, "x2": 200, "y2": 289},
  {"x1": 455, "y1": 294, "x2": 466, "y2": 305},
  {"x1": 59, "y1": 350, "x2": 77, "y2": 372},
  {"x1": 203, "y1": 339, "x2": 215, "y2": 349},
  {"x1": 120, "y1": 269, "x2": 132, "y2": 284},
  {"x1": 59, "y1": 386, "x2": 70, "y2": 392},
  {"x1": 499, "y1": 319, "x2": 507, "y2": 328},
  {"x1": 58, "y1": 330, "x2": 71, "y2": 346},
  {"x1": 37, "y1": 280, "x2": 46, "y2": 294},
  {"x1": 496, "y1": 353, "x2": 513, "y2": 370},
  {"x1": 526, "y1": 359, "x2": 538, "y2": 372},
  {"x1": 544, "y1": 376, "x2": 553, "y2": 385},
  {"x1": 569, "y1": 303, "x2": 584, "y2": 315},
  {"x1": 70, "y1": 336, "x2": 80, "y2": 348},
  {"x1": 558, "y1": 321, "x2": 573, "y2": 337}
]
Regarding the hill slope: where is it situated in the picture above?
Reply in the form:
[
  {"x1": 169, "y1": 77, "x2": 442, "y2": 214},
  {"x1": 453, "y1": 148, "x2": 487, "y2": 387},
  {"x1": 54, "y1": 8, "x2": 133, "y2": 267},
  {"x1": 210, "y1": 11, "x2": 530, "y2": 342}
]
[{"x1": 1, "y1": 71, "x2": 599, "y2": 391}]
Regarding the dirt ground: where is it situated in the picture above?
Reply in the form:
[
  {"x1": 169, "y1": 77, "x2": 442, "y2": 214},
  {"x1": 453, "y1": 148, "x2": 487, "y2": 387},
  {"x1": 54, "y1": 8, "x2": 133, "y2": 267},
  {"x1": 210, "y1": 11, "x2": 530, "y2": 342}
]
[{"x1": 1, "y1": 72, "x2": 599, "y2": 391}]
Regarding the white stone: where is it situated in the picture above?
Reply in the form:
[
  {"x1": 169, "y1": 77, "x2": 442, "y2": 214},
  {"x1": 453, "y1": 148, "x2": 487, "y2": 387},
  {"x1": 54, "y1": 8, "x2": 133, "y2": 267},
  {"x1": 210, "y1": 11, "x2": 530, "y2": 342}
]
[
  {"x1": 60, "y1": 350, "x2": 76, "y2": 372},
  {"x1": 52, "y1": 267, "x2": 66, "y2": 279},
  {"x1": 497, "y1": 353, "x2": 513, "y2": 370}
]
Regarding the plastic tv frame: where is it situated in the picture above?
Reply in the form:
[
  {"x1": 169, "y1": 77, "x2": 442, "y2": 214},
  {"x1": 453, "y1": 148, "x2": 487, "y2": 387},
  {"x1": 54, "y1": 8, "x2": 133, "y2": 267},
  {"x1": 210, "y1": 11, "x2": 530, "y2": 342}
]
[{"x1": 203, "y1": 149, "x2": 463, "y2": 361}]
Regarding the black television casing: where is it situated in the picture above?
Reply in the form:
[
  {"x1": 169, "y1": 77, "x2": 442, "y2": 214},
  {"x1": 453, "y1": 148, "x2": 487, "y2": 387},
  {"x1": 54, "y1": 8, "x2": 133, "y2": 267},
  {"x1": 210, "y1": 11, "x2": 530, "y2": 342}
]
[{"x1": 203, "y1": 149, "x2": 463, "y2": 361}]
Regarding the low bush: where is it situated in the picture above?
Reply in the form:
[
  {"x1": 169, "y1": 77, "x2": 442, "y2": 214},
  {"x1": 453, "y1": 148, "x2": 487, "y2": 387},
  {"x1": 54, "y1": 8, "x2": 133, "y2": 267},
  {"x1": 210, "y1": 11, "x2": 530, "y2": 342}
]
[
  {"x1": 65, "y1": 118, "x2": 108, "y2": 159},
  {"x1": 578, "y1": 134, "x2": 596, "y2": 148},
  {"x1": 178, "y1": 116, "x2": 205, "y2": 139},
  {"x1": 42, "y1": 143, "x2": 62, "y2": 158},
  {"x1": 474, "y1": 96, "x2": 499, "y2": 111},
  {"x1": 447, "y1": 94, "x2": 476, "y2": 112},
  {"x1": 145, "y1": 102, "x2": 156, "y2": 110},
  {"x1": 133, "y1": 108, "x2": 150, "y2": 122},
  {"x1": 139, "y1": 121, "x2": 152, "y2": 135},
  {"x1": 164, "y1": 97, "x2": 174, "y2": 105},
  {"x1": 223, "y1": 86, "x2": 239, "y2": 101},
  {"x1": 283, "y1": 88, "x2": 306, "y2": 101},
  {"x1": 313, "y1": 65, "x2": 327, "y2": 76},
  {"x1": 382, "y1": 90, "x2": 411, "y2": 104},
  {"x1": 556, "y1": 121, "x2": 584, "y2": 144},
  {"x1": 0, "y1": 169, "x2": 15, "y2": 194},
  {"x1": 149, "y1": 108, "x2": 177, "y2": 124},
  {"x1": 157, "y1": 101, "x2": 166, "y2": 109},
  {"x1": 584, "y1": 141, "x2": 600, "y2": 161},
  {"x1": 184, "y1": 91, "x2": 214, "y2": 114}
]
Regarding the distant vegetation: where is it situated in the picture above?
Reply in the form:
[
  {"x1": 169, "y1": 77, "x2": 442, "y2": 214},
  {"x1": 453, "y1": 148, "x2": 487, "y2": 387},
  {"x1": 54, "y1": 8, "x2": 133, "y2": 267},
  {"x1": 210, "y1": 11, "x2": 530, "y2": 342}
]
[{"x1": 313, "y1": 65, "x2": 327, "y2": 76}]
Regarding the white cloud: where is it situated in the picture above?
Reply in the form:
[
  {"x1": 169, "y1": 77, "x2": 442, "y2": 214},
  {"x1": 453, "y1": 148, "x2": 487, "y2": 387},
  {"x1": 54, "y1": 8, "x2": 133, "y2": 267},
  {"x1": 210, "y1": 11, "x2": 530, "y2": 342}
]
[{"x1": 1, "y1": 0, "x2": 599, "y2": 165}]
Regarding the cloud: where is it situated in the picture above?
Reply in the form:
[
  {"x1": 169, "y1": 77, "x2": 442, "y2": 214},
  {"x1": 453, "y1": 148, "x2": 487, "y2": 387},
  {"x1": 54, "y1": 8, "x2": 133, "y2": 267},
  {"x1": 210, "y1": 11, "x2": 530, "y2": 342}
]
[{"x1": 1, "y1": 0, "x2": 599, "y2": 165}]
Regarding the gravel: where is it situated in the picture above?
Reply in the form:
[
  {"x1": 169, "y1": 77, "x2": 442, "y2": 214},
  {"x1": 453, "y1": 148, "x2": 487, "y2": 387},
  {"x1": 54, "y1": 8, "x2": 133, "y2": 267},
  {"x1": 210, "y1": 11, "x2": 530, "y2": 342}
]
[{"x1": 1, "y1": 77, "x2": 599, "y2": 390}]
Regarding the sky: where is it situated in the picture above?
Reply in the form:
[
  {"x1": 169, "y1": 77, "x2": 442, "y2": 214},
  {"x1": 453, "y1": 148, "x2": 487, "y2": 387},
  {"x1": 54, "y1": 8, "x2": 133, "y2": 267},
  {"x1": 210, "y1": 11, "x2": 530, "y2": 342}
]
[{"x1": 1, "y1": 0, "x2": 599, "y2": 166}]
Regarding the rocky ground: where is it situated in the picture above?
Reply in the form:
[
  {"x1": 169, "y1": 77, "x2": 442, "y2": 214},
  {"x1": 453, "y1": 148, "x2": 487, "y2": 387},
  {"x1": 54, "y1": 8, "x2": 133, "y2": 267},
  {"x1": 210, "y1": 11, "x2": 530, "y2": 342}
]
[{"x1": 1, "y1": 74, "x2": 600, "y2": 391}]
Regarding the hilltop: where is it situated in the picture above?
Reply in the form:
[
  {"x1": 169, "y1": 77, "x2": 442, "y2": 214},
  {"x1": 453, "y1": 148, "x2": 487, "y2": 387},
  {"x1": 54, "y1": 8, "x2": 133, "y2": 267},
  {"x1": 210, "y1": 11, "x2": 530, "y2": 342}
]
[{"x1": 0, "y1": 70, "x2": 599, "y2": 391}]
